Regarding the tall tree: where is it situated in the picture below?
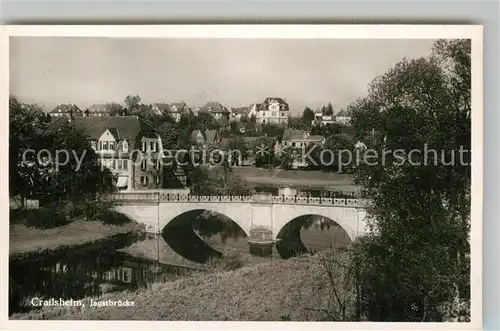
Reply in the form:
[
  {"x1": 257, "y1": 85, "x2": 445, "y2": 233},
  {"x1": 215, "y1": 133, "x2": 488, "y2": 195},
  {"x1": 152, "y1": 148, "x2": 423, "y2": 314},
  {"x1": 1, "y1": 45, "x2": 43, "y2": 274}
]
[
  {"x1": 325, "y1": 102, "x2": 334, "y2": 116},
  {"x1": 105, "y1": 102, "x2": 124, "y2": 116},
  {"x1": 302, "y1": 107, "x2": 315, "y2": 123},
  {"x1": 351, "y1": 39, "x2": 471, "y2": 321},
  {"x1": 124, "y1": 95, "x2": 142, "y2": 113}
]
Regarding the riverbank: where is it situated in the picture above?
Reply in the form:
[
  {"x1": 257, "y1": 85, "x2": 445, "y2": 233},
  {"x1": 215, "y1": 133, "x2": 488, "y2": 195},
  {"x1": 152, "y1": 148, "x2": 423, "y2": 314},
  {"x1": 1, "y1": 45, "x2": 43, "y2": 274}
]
[
  {"x1": 233, "y1": 168, "x2": 360, "y2": 192},
  {"x1": 11, "y1": 255, "x2": 338, "y2": 321},
  {"x1": 10, "y1": 219, "x2": 144, "y2": 260}
]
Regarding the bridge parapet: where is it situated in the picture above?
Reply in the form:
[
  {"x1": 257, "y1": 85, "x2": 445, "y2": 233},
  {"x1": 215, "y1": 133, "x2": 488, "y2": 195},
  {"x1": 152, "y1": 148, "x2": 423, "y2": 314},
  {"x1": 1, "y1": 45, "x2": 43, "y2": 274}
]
[{"x1": 106, "y1": 192, "x2": 368, "y2": 208}]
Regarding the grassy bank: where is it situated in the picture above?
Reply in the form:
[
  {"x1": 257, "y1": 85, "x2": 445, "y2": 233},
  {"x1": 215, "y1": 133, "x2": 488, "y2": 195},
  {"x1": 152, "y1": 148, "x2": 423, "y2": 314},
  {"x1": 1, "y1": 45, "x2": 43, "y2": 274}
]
[
  {"x1": 233, "y1": 168, "x2": 359, "y2": 192},
  {"x1": 11, "y1": 255, "x2": 344, "y2": 321},
  {"x1": 9, "y1": 219, "x2": 143, "y2": 260}
]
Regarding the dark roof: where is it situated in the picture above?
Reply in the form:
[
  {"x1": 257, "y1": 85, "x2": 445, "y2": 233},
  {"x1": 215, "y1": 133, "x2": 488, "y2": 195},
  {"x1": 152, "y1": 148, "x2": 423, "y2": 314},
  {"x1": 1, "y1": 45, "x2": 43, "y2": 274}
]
[
  {"x1": 170, "y1": 103, "x2": 188, "y2": 113},
  {"x1": 190, "y1": 129, "x2": 218, "y2": 145},
  {"x1": 153, "y1": 103, "x2": 171, "y2": 112},
  {"x1": 48, "y1": 116, "x2": 156, "y2": 141},
  {"x1": 153, "y1": 102, "x2": 188, "y2": 113},
  {"x1": 106, "y1": 127, "x2": 120, "y2": 140},
  {"x1": 231, "y1": 106, "x2": 249, "y2": 116},
  {"x1": 50, "y1": 104, "x2": 81, "y2": 114},
  {"x1": 258, "y1": 97, "x2": 289, "y2": 110},
  {"x1": 199, "y1": 101, "x2": 230, "y2": 114}
]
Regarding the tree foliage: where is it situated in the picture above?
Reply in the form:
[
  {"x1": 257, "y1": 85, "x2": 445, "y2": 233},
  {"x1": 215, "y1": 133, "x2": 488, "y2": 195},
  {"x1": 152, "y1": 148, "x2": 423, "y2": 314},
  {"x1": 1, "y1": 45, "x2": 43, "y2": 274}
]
[
  {"x1": 349, "y1": 39, "x2": 471, "y2": 321},
  {"x1": 9, "y1": 96, "x2": 115, "y2": 206}
]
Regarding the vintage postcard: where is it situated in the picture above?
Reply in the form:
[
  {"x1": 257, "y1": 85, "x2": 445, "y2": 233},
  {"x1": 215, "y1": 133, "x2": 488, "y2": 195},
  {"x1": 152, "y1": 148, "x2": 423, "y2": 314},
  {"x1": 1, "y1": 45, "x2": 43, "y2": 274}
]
[{"x1": 0, "y1": 25, "x2": 482, "y2": 330}]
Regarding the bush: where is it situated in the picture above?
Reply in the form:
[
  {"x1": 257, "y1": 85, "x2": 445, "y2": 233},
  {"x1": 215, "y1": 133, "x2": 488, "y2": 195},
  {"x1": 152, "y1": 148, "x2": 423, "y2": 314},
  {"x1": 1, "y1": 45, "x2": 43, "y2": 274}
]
[
  {"x1": 24, "y1": 207, "x2": 71, "y2": 229},
  {"x1": 73, "y1": 200, "x2": 132, "y2": 225},
  {"x1": 206, "y1": 248, "x2": 244, "y2": 272}
]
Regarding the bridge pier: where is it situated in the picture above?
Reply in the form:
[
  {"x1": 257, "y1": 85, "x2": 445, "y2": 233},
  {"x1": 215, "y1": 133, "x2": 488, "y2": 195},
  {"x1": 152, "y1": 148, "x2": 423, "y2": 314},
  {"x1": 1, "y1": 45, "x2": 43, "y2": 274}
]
[{"x1": 247, "y1": 227, "x2": 278, "y2": 257}]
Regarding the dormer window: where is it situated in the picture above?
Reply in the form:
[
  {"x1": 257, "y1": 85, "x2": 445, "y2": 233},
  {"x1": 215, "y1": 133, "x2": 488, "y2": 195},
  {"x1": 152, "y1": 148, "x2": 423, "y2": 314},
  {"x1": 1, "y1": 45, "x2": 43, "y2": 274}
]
[{"x1": 121, "y1": 141, "x2": 128, "y2": 152}]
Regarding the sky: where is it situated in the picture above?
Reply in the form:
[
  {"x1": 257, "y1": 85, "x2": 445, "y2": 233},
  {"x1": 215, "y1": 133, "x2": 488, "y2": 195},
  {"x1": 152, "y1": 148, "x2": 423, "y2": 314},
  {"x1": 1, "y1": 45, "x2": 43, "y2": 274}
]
[{"x1": 10, "y1": 37, "x2": 436, "y2": 114}]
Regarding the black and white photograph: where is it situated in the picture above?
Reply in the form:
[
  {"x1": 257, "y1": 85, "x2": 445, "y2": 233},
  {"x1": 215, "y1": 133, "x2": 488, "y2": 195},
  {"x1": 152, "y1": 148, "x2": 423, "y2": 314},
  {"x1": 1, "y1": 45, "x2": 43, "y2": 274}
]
[{"x1": 2, "y1": 25, "x2": 482, "y2": 328}]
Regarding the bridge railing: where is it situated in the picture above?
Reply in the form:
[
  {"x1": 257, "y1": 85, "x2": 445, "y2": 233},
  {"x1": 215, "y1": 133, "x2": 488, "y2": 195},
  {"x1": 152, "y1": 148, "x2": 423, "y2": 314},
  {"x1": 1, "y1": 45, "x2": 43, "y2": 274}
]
[{"x1": 106, "y1": 192, "x2": 368, "y2": 207}]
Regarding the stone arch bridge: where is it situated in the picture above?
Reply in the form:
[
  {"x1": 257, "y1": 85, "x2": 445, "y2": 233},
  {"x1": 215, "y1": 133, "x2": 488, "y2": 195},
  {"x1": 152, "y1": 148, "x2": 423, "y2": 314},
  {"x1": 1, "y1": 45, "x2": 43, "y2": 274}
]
[{"x1": 107, "y1": 191, "x2": 370, "y2": 244}]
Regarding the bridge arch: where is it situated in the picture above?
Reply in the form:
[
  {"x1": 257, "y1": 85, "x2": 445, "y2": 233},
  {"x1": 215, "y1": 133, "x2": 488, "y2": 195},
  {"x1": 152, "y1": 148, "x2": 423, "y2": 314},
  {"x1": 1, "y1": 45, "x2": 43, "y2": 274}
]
[
  {"x1": 272, "y1": 204, "x2": 367, "y2": 243},
  {"x1": 161, "y1": 209, "x2": 248, "y2": 263},
  {"x1": 275, "y1": 214, "x2": 352, "y2": 259},
  {"x1": 158, "y1": 202, "x2": 253, "y2": 237}
]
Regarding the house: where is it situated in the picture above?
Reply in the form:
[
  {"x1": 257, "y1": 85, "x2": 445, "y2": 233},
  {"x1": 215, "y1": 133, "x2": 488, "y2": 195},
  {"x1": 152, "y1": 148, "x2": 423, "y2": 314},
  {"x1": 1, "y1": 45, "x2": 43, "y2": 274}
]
[
  {"x1": 255, "y1": 97, "x2": 290, "y2": 125},
  {"x1": 151, "y1": 102, "x2": 190, "y2": 122},
  {"x1": 190, "y1": 129, "x2": 221, "y2": 148},
  {"x1": 151, "y1": 103, "x2": 171, "y2": 116},
  {"x1": 86, "y1": 104, "x2": 111, "y2": 117},
  {"x1": 247, "y1": 103, "x2": 260, "y2": 119},
  {"x1": 198, "y1": 101, "x2": 231, "y2": 121},
  {"x1": 162, "y1": 150, "x2": 192, "y2": 188},
  {"x1": 48, "y1": 116, "x2": 164, "y2": 191},
  {"x1": 230, "y1": 106, "x2": 250, "y2": 122},
  {"x1": 276, "y1": 129, "x2": 325, "y2": 169},
  {"x1": 335, "y1": 109, "x2": 352, "y2": 125},
  {"x1": 49, "y1": 104, "x2": 82, "y2": 118},
  {"x1": 312, "y1": 112, "x2": 336, "y2": 126},
  {"x1": 280, "y1": 129, "x2": 325, "y2": 149}
]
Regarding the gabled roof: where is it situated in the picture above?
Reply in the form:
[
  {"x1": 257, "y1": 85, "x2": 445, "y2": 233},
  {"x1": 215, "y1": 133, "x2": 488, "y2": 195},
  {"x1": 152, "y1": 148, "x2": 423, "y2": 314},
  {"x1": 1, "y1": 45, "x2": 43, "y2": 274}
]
[
  {"x1": 259, "y1": 97, "x2": 289, "y2": 110},
  {"x1": 152, "y1": 103, "x2": 171, "y2": 112},
  {"x1": 47, "y1": 116, "x2": 156, "y2": 141},
  {"x1": 106, "y1": 127, "x2": 120, "y2": 140},
  {"x1": 170, "y1": 102, "x2": 188, "y2": 112},
  {"x1": 190, "y1": 129, "x2": 219, "y2": 145},
  {"x1": 153, "y1": 102, "x2": 189, "y2": 113},
  {"x1": 50, "y1": 104, "x2": 81, "y2": 114},
  {"x1": 199, "y1": 101, "x2": 230, "y2": 114},
  {"x1": 231, "y1": 106, "x2": 250, "y2": 116}
]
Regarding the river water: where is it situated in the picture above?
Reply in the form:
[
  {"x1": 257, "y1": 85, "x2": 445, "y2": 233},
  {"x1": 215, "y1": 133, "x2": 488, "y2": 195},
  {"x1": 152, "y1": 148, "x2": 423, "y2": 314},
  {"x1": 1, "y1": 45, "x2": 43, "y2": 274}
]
[{"x1": 9, "y1": 214, "x2": 350, "y2": 316}]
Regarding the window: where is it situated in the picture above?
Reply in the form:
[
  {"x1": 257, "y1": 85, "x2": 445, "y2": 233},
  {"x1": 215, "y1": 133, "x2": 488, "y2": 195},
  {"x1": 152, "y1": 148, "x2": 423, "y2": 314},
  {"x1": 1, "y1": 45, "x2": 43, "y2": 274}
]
[
  {"x1": 292, "y1": 142, "x2": 296, "y2": 147},
  {"x1": 141, "y1": 159, "x2": 147, "y2": 171},
  {"x1": 272, "y1": 112, "x2": 277, "y2": 117},
  {"x1": 141, "y1": 141, "x2": 146, "y2": 152},
  {"x1": 111, "y1": 160, "x2": 116, "y2": 169},
  {"x1": 141, "y1": 176, "x2": 149, "y2": 186},
  {"x1": 99, "y1": 141, "x2": 103, "y2": 150},
  {"x1": 150, "y1": 141, "x2": 157, "y2": 152},
  {"x1": 110, "y1": 142, "x2": 115, "y2": 150},
  {"x1": 122, "y1": 269, "x2": 131, "y2": 283},
  {"x1": 281, "y1": 112, "x2": 285, "y2": 117},
  {"x1": 123, "y1": 160, "x2": 128, "y2": 170},
  {"x1": 117, "y1": 160, "x2": 122, "y2": 170},
  {"x1": 121, "y1": 141, "x2": 128, "y2": 152},
  {"x1": 102, "y1": 141, "x2": 109, "y2": 150}
]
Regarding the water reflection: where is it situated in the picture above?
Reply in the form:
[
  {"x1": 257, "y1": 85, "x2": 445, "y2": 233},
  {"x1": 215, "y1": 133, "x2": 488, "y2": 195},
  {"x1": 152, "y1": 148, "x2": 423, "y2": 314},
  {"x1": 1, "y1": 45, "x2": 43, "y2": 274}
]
[
  {"x1": 9, "y1": 234, "x2": 196, "y2": 316},
  {"x1": 9, "y1": 214, "x2": 351, "y2": 316}
]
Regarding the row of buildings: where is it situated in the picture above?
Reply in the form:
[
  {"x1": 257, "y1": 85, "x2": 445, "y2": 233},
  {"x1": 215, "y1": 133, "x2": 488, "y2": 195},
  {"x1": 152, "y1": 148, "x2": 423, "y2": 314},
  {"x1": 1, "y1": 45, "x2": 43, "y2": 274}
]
[
  {"x1": 49, "y1": 97, "x2": 352, "y2": 126},
  {"x1": 48, "y1": 112, "x2": 341, "y2": 192}
]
